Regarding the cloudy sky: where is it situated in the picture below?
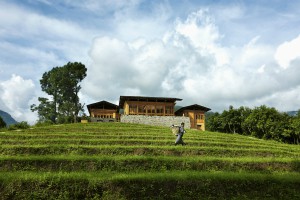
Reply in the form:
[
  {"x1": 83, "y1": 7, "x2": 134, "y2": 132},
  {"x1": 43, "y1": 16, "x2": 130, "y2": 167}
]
[{"x1": 1, "y1": 0, "x2": 300, "y2": 124}]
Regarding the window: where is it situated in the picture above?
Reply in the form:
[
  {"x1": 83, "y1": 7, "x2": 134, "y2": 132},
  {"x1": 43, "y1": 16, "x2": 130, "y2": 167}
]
[
  {"x1": 156, "y1": 106, "x2": 163, "y2": 114},
  {"x1": 151, "y1": 106, "x2": 155, "y2": 114},
  {"x1": 129, "y1": 105, "x2": 137, "y2": 114},
  {"x1": 145, "y1": 105, "x2": 155, "y2": 114},
  {"x1": 196, "y1": 114, "x2": 204, "y2": 120},
  {"x1": 138, "y1": 105, "x2": 146, "y2": 114},
  {"x1": 165, "y1": 106, "x2": 173, "y2": 115}
]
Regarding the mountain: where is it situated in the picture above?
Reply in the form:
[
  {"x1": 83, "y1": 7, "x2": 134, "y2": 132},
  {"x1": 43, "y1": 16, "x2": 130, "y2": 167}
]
[
  {"x1": 0, "y1": 110, "x2": 18, "y2": 126},
  {"x1": 286, "y1": 111, "x2": 298, "y2": 116},
  {"x1": 174, "y1": 105, "x2": 183, "y2": 112}
]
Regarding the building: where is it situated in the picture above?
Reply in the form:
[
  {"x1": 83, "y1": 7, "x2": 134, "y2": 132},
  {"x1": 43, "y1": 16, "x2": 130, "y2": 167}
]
[
  {"x1": 87, "y1": 96, "x2": 210, "y2": 131},
  {"x1": 86, "y1": 100, "x2": 120, "y2": 122},
  {"x1": 119, "y1": 96, "x2": 182, "y2": 116},
  {"x1": 175, "y1": 104, "x2": 211, "y2": 131}
]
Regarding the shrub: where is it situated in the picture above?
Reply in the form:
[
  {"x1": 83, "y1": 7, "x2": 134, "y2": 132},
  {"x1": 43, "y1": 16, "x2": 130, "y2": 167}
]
[
  {"x1": 8, "y1": 121, "x2": 30, "y2": 130},
  {"x1": 34, "y1": 120, "x2": 54, "y2": 127}
]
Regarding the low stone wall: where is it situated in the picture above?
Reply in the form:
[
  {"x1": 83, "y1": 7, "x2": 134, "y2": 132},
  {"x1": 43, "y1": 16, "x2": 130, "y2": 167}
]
[{"x1": 120, "y1": 115, "x2": 191, "y2": 129}]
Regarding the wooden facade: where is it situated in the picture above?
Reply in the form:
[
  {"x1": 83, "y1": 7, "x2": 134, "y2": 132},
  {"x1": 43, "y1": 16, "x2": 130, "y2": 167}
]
[
  {"x1": 175, "y1": 104, "x2": 211, "y2": 131},
  {"x1": 87, "y1": 97, "x2": 210, "y2": 131},
  {"x1": 87, "y1": 101, "x2": 120, "y2": 122},
  {"x1": 119, "y1": 96, "x2": 182, "y2": 116}
]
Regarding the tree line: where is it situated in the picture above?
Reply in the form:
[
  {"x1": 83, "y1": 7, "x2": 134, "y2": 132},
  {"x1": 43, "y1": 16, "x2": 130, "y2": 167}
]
[{"x1": 206, "y1": 105, "x2": 300, "y2": 144}]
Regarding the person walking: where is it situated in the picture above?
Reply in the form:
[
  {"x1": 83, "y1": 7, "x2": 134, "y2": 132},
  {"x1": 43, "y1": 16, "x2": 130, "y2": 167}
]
[{"x1": 175, "y1": 122, "x2": 186, "y2": 146}]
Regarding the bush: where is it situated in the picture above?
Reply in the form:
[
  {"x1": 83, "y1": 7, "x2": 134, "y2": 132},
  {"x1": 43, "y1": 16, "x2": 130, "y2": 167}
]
[
  {"x1": 57, "y1": 116, "x2": 74, "y2": 124},
  {"x1": 8, "y1": 121, "x2": 30, "y2": 130},
  {"x1": 34, "y1": 120, "x2": 54, "y2": 127}
]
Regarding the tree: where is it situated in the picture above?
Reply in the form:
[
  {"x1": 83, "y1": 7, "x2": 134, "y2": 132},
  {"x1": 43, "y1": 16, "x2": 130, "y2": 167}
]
[
  {"x1": 221, "y1": 105, "x2": 244, "y2": 134},
  {"x1": 206, "y1": 105, "x2": 300, "y2": 144},
  {"x1": 206, "y1": 112, "x2": 223, "y2": 132},
  {"x1": 31, "y1": 62, "x2": 87, "y2": 123},
  {"x1": 289, "y1": 110, "x2": 300, "y2": 144},
  {"x1": 239, "y1": 106, "x2": 252, "y2": 135},
  {"x1": 57, "y1": 62, "x2": 87, "y2": 122},
  {"x1": 30, "y1": 97, "x2": 55, "y2": 123},
  {"x1": 241, "y1": 105, "x2": 285, "y2": 140},
  {"x1": 0, "y1": 116, "x2": 6, "y2": 128},
  {"x1": 39, "y1": 66, "x2": 61, "y2": 122},
  {"x1": 243, "y1": 105, "x2": 270, "y2": 138}
]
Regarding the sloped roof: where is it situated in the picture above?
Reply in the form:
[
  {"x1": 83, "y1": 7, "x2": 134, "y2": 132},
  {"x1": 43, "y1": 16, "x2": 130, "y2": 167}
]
[
  {"x1": 119, "y1": 96, "x2": 182, "y2": 107},
  {"x1": 87, "y1": 100, "x2": 119, "y2": 115},
  {"x1": 175, "y1": 104, "x2": 211, "y2": 115}
]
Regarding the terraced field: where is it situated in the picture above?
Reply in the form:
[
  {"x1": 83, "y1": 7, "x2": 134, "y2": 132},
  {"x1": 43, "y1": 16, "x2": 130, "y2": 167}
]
[{"x1": 0, "y1": 123, "x2": 299, "y2": 199}]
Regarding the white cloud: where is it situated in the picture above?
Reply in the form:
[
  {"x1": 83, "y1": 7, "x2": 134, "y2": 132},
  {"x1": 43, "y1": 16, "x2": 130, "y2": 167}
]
[
  {"x1": 0, "y1": 1, "x2": 94, "y2": 65},
  {"x1": 64, "y1": 0, "x2": 141, "y2": 13},
  {"x1": 0, "y1": 74, "x2": 37, "y2": 123},
  {"x1": 2, "y1": 0, "x2": 300, "y2": 124},
  {"x1": 0, "y1": 1, "x2": 95, "y2": 123},
  {"x1": 175, "y1": 9, "x2": 220, "y2": 49},
  {"x1": 275, "y1": 34, "x2": 300, "y2": 69},
  {"x1": 0, "y1": 2, "x2": 90, "y2": 42},
  {"x1": 83, "y1": 8, "x2": 300, "y2": 112},
  {"x1": 83, "y1": 10, "x2": 226, "y2": 104},
  {"x1": 0, "y1": 41, "x2": 61, "y2": 67}
]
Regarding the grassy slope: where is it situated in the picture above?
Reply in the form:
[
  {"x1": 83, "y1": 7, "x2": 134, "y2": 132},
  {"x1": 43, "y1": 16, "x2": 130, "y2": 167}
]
[{"x1": 0, "y1": 122, "x2": 299, "y2": 200}]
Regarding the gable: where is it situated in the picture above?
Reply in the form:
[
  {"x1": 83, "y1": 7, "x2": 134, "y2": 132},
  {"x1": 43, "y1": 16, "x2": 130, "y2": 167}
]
[
  {"x1": 87, "y1": 100, "x2": 119, "y2": 115},
  {"x1": 175, "y1": 104, "x2": 211, "y2": 115}
]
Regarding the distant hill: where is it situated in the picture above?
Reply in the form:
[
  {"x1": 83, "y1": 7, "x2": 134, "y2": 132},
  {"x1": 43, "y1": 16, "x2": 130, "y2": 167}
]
[
  {"x1": 174, "y1": 105, "x2": 183, "y2": 112},
  {"x1": 0, "y1": 110, "x2": 18, "y2": 126},
  {"x1": 286, "y1": 111, "x2": 298, "y2": 116}
]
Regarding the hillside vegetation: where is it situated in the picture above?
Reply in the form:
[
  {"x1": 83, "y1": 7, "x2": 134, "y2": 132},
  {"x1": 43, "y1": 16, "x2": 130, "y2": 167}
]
[
  {"x1": 206, "y1": 105, "x2": 300, "y2": 144},
  {"x1": 0, "y1": 123, "x2": 299, "y2": 199}
]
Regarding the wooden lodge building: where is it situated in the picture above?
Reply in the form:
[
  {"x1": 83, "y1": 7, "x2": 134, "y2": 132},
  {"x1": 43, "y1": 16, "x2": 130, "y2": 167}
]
[
  {"x1": 86, "y1": 96, "x2": 211, "y2": 131},
  {"x1": 87, "y1": 101, "x2": 120, "y2": 122},
  {"x1": 119, "y1": 96, "x2": 182, "y2": 116},
  {"x1": 175, "y1": 104, "x2": 211, "y2": 131}
]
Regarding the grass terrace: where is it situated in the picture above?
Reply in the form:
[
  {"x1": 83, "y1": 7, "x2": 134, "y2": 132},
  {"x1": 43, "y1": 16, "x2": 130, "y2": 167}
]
[{"x1": 0, "y1": 122, "x2": 299, "y2": 199}]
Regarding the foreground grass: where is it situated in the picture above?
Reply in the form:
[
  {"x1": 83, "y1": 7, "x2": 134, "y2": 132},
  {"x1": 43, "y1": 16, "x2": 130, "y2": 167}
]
[
  {"x1": 0, "y1": 155, "x2": 299, "y2": 173},
  {"x1": 1, "y1": 171, "x2": 300, "y2": 200},
  {"x1": 0, "y1": 122, "x2": 299, "y2": 199}
]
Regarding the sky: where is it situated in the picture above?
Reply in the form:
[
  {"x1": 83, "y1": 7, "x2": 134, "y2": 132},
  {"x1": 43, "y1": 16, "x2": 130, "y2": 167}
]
[{"x1": 1, "y1": 0, "x2": 300, "y2": 124}]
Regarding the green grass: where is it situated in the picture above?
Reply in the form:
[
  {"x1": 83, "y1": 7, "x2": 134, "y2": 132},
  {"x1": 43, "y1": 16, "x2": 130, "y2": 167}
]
[{"x1": 0, "y1": 122, "x2": 299, "y2": 199}]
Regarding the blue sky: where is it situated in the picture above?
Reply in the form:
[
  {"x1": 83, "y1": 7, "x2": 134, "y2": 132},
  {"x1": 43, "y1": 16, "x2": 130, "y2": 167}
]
[{"x1": 1, "y1": 0, "x2": 300, "y2": 123}]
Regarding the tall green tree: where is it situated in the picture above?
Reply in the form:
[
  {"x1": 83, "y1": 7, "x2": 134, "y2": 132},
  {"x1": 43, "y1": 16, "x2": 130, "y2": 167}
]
[
  {"x1": 242, "y1": 105, "x2": 280, "y2": 139},
  {"x1": 206, "y1": 112, "x2": 223, "y2": 132},
  {"x1": 31, "y1": 62, "x2": 87, "y2": 123},
  {"x1": 221, "y1": 105, "x2": 244, "y2": 134},
  {"x1": 239, "y1": 106, "x2": 252, "y2": 135},
  {"x1": 30, "y1": 97, "x2": 55, "y2": 123},
  {"x1": 290, "y1": 110, "x2": 300, "y2": 144}
]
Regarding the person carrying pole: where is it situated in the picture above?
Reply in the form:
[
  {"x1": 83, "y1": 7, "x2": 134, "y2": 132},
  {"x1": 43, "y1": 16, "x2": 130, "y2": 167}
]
[{"x1": 175, "y1": 122, "x2": 186, "y2": 146}]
